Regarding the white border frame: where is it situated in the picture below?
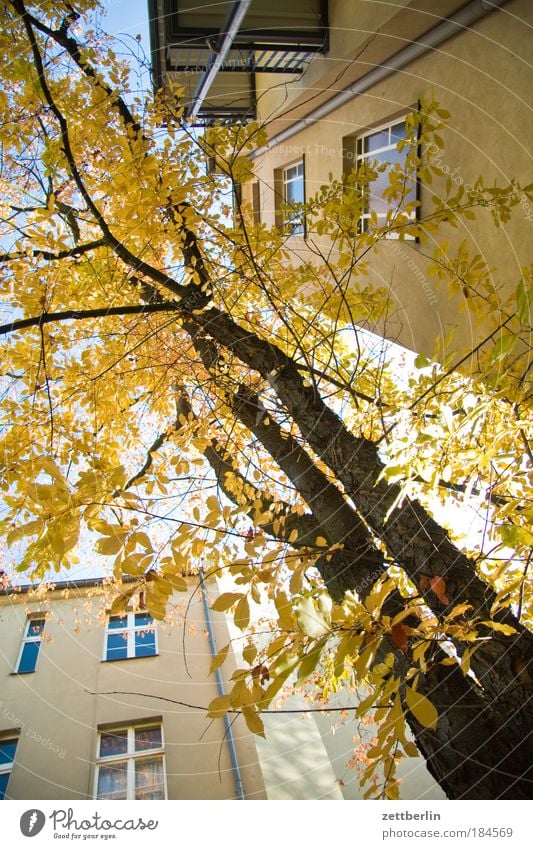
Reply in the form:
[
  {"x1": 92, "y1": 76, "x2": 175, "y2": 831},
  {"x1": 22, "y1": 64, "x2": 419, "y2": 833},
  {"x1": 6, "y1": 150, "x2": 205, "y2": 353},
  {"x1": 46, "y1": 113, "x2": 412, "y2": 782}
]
[
  {"x1": 354, "y1": 115, "x2": 417, "y2": 236},
  {"x1": 0, "y1": 735, "x2": 19, "y2": 800},
  {"x1": 93, "y1": 722, "x2": 167, "y2": 800},
  {"x1": 282, "y1": 159, "x2": 305, "y2": 235},
  {"x1": 14, "y1": 615, "x2": 46, "y2": 673},
  {"x1": 103, "y1": 611, "x2": 158, "y2": 661}
]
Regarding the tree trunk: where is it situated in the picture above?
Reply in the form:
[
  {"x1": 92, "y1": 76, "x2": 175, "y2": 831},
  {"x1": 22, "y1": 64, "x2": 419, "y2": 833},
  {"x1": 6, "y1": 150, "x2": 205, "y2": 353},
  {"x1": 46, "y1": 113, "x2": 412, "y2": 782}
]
[
  {"x1": 180, "y1": 308, "x2": 533, "y2": 798},
  {"x1": 182, "y1": 380, "x2": 533, "y2": 798}
]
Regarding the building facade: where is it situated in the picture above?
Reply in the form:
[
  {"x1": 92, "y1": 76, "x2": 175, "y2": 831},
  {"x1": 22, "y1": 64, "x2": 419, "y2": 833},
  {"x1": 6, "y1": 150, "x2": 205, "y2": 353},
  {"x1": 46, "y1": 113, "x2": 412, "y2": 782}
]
[
  {"x1": 150, "y1": 0, "x2": 532, "y2": 369},
  {"x1": 0, "y1": 578, "x2": 266, "y2": 800},
  {"x1": 0, "y1": 577, "x2": 443, "y2": 800}
]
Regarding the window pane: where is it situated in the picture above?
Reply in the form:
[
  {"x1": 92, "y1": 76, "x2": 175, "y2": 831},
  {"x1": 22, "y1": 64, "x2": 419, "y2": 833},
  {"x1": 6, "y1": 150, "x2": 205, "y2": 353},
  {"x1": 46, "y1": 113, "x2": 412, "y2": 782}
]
[
  {"x1": 366, "y1": 147, "x2": 414, "y2": 216},
  {"x1": 26, "y1": 619, "x2": 45, "y2": 637},
  {"x1": 284, "y1": 163, "x2": 301, "y2": 181},
  {"x1": 135, "y1": 628, "x2": 156, "y2": 657},
  {"x1": 106, "y1": 633, "x2": 128, "y2": 661},
  {"x1": 135, "y1": 756, "x2": 164, "y2": 800},
  {"x1": 285, "y1": 177, "x2": 304, "y2": 206},
  {"x1": 391, "y1": 122, "x2": 406, "y2": 141},
  {"x1": 285, "y1": 215, "x2": 304, "y2": 235},
  {"x1": 134, "y1": 613, "x2": 153, "y2": 628},
  {"x1": 364, "y1": 129, "x2": 389, "y2": 153},
  {"x1": 99, "y1": 730, "x2": 128, "y2": 758},
  {"x1": 0, "y1": 772, "x2": 9, "y2": 800},
  {"x1": 367, "y1": 168, "x2": 390, "y2": 214},
  {"x1": 108, "y1": 615, "x2": 127, "y2": 630},
  {"x1": 135, "y1": 727, "x2": 162, "y2": 752},
  {"x1": 17, "y1": 641, "x2": 40, "y2": 673},
  {"x1": 0, "y1": 740, "x2": 17, "y2": 765},
  {"x1": 96, "y1": 761, "x2": 128, "y2": 800},
  {"x1": 285, "y1": 182, "x2": 304, "y2": 206}
]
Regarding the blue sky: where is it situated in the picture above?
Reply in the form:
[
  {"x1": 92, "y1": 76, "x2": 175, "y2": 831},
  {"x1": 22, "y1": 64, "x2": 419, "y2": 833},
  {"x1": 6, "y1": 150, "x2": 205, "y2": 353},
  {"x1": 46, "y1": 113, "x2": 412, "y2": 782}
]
[{"x1": 100, "y1": 0, "x2": 151, "y2": 43}]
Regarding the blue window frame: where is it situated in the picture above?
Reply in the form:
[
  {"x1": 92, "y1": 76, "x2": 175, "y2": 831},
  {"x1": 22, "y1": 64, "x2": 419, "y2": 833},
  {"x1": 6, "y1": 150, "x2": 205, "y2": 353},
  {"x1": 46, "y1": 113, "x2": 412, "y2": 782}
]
[
  {"x1": 104, "y1": 613, "x2": 156, "y2": 661},
  {"x1": 0, "y1": 737, "x2": 18, "y2": 800},
  {"x1": 16, "y1": 618, "x2": 45, "y2": 673}
]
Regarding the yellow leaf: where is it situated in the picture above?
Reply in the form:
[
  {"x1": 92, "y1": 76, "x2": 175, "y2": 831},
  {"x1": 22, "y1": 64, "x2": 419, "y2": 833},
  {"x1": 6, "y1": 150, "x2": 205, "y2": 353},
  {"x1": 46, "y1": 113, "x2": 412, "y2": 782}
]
[
  {"x1": 206, "y1": 495, "x2": 220, "y2": 513},
  {"x1": 38, "y1": 455, "x2": 64, "y2": 482},
  {"x1": 166, "y1": 573, "x2": 189, "y2": 592},
  {"x1": 146, "y1": 601, "x2": 167, "y2": 621},
  {"x1": 355, "y1": 687, "x2": 378, "y2": 718},
  {"x1": 385, "y1": 782, "x2": 400, "y2": 800},
  {"x1": 274, "y1": 590, "x2": 295, "y2": 630},
  {"x1": 288, "y1": 528, "x2": 298, "y2": 543},
  {"x1": 207, "y1": 694, "x2": 231, "y2": 718},
  {"x1": 446, "y1": 604, "x2": 473, "y2": 621},
  {"x1": 404, "y1": 685, "x2": 438, "y2": 730},
  {"x1": 294, "y1": 596, "x2": 330, "y2": 638},
  {"x1": 211, "y1": 592, "x2": 243, "y2": 612},
  {"x1": 480, "y1": 620, "x2": 517, "y2": 636},
  {"x1": 210, "y1": 642, "x2": 230, "y2": 673},
  {"x1": 243, "y1": 643, "x2": 257, "y2": 665},
  {"x1": 353, "y1": 639, "x2": 381, "y2": 679},
  {"x1": 289, "y1": 565, "x2": 305, "y2": 595},
  {"x1": 315, "y1": 536, "x2": 328, "y2": 547},
  {"x1": 234, "y1": 595, "x2": 250, "y2": 630},
  {"x1": 192, "y1": 538, "x2": 204, "y2": 557},
  {"x1": 96, "y1": 535, "x2": 124, "y2": 555},
  {"x1": 121, "y1": 553, "x2": 152, "y2": 576},
  {"x1": 241, "y1": 706, "x2": 265, "y2": 737},
  {"x1": 296, "y1": 637, "x2": 327, "y2": 684},
  {"x1": 110, "y1": 594, "x2": 129, "y2": 614}
]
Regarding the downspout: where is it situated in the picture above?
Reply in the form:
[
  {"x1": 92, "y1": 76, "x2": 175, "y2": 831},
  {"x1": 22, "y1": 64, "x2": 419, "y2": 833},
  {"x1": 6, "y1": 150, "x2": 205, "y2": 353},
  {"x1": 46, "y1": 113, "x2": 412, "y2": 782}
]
[
  {"x1": 251, "y1": 0, "x2": 506, "y2": 156},
  {"x1": 199, "y1": 568, "x2": 245, "y2": 800},
  {"x1": 189, "y1": 0, "x2": 253, "y2": 120}
]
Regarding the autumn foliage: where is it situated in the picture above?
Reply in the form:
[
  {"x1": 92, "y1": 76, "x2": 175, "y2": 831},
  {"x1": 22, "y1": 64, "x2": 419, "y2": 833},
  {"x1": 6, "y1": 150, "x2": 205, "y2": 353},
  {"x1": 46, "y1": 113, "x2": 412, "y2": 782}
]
[{"x1": 0, "y1": 0, "x2": 532, "y2": 799}]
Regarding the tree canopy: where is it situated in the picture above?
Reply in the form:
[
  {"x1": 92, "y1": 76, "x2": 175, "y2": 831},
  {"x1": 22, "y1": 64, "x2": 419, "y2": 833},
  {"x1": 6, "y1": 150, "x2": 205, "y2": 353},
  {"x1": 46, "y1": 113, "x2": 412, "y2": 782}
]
[{"x1": 0, "y1": 0, "x2": 532, "y2": 800}]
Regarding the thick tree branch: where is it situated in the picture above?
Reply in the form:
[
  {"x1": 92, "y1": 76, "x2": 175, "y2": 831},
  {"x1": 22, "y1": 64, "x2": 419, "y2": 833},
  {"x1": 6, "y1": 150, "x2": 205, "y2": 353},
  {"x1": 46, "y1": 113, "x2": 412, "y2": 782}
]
[
  {"x1": 13, "y1": 0, "x2": 195, "y2": 305},
  {"x1": 9, "y1": 0, "x2": 142, "y2": 136},
  {"x1": 0, "y1": 303, "x2": 180, "y2": 337},
  {"x1": 0, "y1": 238, "x2": 106, "y2": 264}
]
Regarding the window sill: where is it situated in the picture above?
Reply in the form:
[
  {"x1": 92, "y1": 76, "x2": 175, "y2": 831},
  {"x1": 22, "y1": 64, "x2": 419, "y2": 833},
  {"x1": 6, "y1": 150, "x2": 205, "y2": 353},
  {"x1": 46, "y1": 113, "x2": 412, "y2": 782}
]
[{"x1": 101, "y1": 654, "x2": 159, "y2": 663}]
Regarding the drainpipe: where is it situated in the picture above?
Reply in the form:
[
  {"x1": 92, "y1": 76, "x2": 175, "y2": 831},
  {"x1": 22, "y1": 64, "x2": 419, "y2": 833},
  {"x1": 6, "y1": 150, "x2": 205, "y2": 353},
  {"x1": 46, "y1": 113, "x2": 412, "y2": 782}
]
[
  {"x1": 251, "y1": 0, "x2": 506, "y2": 156},
  {"x1": 189, "y1": 0, "x2": 253, "y2": 120},
  {"x1": 199, "y1": 569, "x2": 245, "y2": 800}
]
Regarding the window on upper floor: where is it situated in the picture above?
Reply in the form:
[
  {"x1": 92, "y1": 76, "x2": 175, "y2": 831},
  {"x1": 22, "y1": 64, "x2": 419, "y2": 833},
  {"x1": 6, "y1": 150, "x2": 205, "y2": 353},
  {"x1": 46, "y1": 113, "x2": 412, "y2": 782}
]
[
  {"x1": 343, "y1": 116, "x2": 418, "y2": 237},
  {"x1": 275, "y1": 159, "x2": 305, "y2": 235},
  {"x1": 15, "y1": 617, "x2": 46, "y2": 673},
  {"x1": 95, "y1": 722, "x2": 166, "y2": 800},
  {"x1": 0, "y1": 735, "x2": 19, "y2": 800},
  {"x1": 104, "y1": 612, "x2": 157, "y2": 661}
]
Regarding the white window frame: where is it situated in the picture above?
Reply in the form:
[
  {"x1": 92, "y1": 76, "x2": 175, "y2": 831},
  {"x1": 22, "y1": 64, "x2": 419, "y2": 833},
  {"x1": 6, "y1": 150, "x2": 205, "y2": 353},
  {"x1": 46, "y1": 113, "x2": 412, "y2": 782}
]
[
  {"x1": 354, "y1": 116, "x2": 417, "y2": 237},
  {"x1": 0, "y1": 736, "x2": 19, "y2": 800},
  {"x1": 94, "y1": 722, "x2": 167, "y2": 800},
  {"x1": 282, "y1": 160, "x2": 305, "y2": 235},
  {"x1": 15, "y1": 616, "x2": 46, "y2": 673},
  {"x1": 103, "y1": 611, "x2": 158, "y2": 661}
]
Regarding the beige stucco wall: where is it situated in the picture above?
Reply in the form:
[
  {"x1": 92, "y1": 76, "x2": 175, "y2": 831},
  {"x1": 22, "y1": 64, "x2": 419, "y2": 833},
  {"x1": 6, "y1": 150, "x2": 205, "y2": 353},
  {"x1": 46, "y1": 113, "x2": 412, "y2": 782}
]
[
  {"x1": 0, "y1": 583, "x2": 266, "y2": 800},
  {"x1": 245, "y1": 0, "x2": 532, "y2": 360},
  {"x1": 1, "y1": 580, "x2": 448, "y2": 801},
  {"x1": 254, "y1": 0, "x2": 466, "y2": 123}
]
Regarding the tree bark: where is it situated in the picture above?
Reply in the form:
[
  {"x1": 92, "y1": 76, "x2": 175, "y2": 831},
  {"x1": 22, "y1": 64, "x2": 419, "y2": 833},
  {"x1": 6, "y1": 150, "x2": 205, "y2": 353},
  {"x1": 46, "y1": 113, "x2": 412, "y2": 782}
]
[
  {"x1": 6, "y1": 3, "x2": 531, "y2": 797},
  {"x1": 191, "y1": 389, "x2": 533, "y2": 798},
  {"x1": 177, "y1": 306, "x2": 533, "y2": 798}
]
